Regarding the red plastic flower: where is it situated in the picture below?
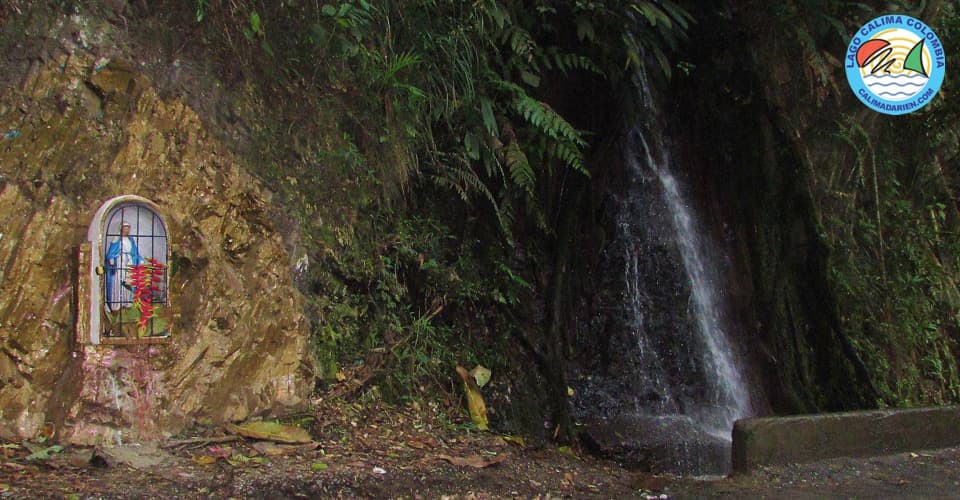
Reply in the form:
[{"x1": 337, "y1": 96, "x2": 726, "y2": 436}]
[{"x1": 130, "y1": 260, "x2": 166, "y2": 336}]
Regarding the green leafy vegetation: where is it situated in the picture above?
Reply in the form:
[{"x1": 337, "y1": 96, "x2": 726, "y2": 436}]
[
  {"x1": 7, "y1": 0, "x2": 960, "y2": 436},
  {"x1": 172, "y1": 0, "x2": 690, "y2": 409},
  {"x1": 824, "y1": 119, "x2": 960, "y2": 405},
  {"x1": 782, "y1": 2, "x2": 960, "y2": 406}
]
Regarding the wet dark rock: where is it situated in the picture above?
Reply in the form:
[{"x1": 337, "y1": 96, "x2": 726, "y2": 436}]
[{"x1": 581, "y1": 414, "x2": 731, "y2": 475}]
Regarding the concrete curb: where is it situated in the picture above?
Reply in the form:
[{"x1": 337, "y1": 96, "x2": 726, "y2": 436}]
[{"x1": 732, "y1": 406, "x2": 960, "y2": 473}]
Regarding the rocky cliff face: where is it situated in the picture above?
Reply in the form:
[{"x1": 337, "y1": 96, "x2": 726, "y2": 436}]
[{"x1": 0, "y1": 11, "x2": 312, "y2": 444}]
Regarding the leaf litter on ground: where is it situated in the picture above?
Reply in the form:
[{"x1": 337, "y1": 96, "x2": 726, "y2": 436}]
[{"x1": 436, "y1": 453, "x2": 507, "y2": 468}]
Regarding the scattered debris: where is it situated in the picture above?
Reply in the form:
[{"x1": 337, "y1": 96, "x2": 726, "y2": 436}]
[
  {"x1": 207, "y1": 446, "x2": 233, "y2": 459},
  {"x1": 162, "y1": 435, "x2": 241, "y2": 449},
  {"x1": 405, "y1": 436, "x2": 439, "y2": 450},
  {"x1": 437, "y1": 453, "x2": 507, "y2": 469},
  {"x1": 0, "y1": 443, "x2": 20, "y2": 458},
  {"x1": 0, "y1": 401, "x2": 956, "y2": 497}
]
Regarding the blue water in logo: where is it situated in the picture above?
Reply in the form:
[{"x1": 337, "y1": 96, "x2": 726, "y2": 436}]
[{"x1": 863, "y1": 74, "x2": 927, "y2": 101}]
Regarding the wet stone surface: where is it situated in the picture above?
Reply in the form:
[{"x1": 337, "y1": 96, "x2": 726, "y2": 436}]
[{"x1": 581, "y1": 414, "x2": 731, "y2": 475}]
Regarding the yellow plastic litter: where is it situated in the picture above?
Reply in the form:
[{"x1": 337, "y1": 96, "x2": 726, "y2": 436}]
[{"x1": 456, "y1": 365, "x2": 488, "y2": 431}]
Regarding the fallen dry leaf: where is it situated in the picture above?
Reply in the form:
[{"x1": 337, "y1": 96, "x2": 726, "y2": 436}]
[
  {"x1": 406, "y1": 437, "x2": 438, "y2": 450},
  {"x1": 227, "y1": 422, "x2": 312, "y2": 444},
  {"x1": 469, "y1": 365, "x2": 491, "y2": 388},
  {"x1": 192, "y1": 455, "x2": 217, "y2": 465},
  {"x1": 251, "y1": 442, "x2": 285, "y2": 456},
  {"x1": 500, "y1": 435, "x2": 526, "y2": 448},
  {"x1": 93, "y1": 444, "x2": 172, "y2": 470}
]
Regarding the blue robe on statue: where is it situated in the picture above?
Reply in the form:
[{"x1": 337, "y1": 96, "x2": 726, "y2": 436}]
[{"x1": 105, "y1": 236, "x2": 142, "y2": 312}]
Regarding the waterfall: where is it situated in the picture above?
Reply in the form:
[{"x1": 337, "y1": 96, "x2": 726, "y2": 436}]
[
  {"x1": 629, "y1": 129, "x2": 751, "y2": 438},
  {"x1": 575, "y1": 69, "x2": 753, "y2": 475},
  {"x1": 618, "y1": 71, "x2": 751, "y2": 473}
]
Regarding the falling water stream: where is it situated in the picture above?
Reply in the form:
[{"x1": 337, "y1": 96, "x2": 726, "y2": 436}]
[
  {"x1": 631, "y1": 128, "x2": 751, "y2": 438},
  {"x1": 577, "y1": 71, "x2": 753, "y2": 475},
  {"x1": 601, "y1": 123, "x2": 753, "y2": 475}
]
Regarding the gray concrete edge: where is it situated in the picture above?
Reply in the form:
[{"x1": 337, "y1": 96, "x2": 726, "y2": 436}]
[{"x1": 731, "y1": 405, "x2": 960, "y2": 473}]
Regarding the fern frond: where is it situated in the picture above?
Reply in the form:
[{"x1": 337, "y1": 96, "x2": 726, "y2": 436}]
[
  {"x1": 431, "y1": 158, "x2": 486, "y2": 203},
  {"x1": 513, "y1": 94, "x2": 587, "y2": 147},
  {"x1": 543, "y1": 49, "x2": 602, "y2": 75},
  {"x1": 547, "y1": 141, "x2": 587, "y2": 175},
  {"x1": 505, "y1": 141, "x2": 535, "y2": 196}
]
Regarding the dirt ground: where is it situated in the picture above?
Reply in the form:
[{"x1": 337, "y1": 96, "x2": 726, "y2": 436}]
[{"x1": 1, "y1": 398, "x2": 958, "y2": 499}]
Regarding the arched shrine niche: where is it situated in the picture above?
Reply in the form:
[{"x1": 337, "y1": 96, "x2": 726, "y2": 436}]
[{"x1": 83, "y1": 196, "x2": 170, "y2": 345}]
